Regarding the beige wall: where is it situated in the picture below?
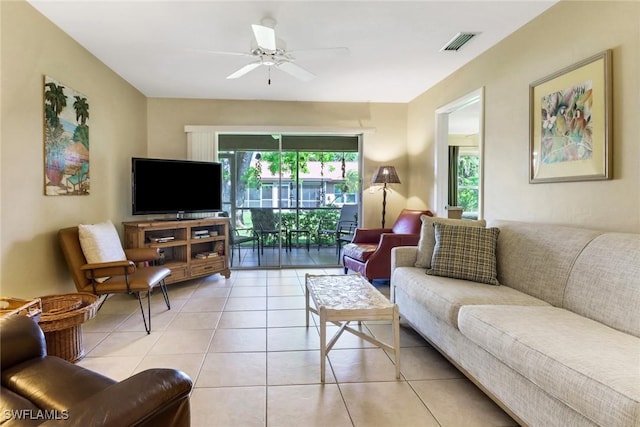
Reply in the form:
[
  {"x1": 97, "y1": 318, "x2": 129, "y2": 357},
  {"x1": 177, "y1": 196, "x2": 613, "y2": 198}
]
[
  {"x1": 146, "y1": 98, "x2": 410, "y2": 228},
  {"x1": 408, "y1": 1, "x2": 640, "y2": 232},
  {"x1": 0, "y1": 1, "x2": 148, "y2": 297}
]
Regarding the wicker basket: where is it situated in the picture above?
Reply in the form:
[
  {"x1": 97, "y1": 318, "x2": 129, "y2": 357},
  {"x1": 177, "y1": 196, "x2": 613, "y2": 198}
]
[
  {"x1": 38, "y1": 293, "x2": 99, "y2": 363},
  {"x1": 0, "y1": 297, "x2": 42, "y2": 321}
]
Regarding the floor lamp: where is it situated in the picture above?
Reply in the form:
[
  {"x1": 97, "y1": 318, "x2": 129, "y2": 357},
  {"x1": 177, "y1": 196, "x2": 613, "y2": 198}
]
[{"x1": 371, "y1": 166, "x2": 401, "y2": 228}]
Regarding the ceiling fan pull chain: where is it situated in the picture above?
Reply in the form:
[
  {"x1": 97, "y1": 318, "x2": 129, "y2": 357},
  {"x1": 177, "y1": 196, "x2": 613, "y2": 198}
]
[{"x1": 268, "y1": 65, "x2": 272, "y2": 85}]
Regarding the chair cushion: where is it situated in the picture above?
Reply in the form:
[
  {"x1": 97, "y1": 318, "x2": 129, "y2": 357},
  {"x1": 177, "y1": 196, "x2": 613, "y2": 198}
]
[
  {"x1": 99, "y1": 266, "x2": 170, "y2": 293},
  {"x1": 415, "y1": 216, "x2": 486, "y2": 268},
  {"x1": 78, "y1": 220, "x2": 126, "y2": 264},
  {"x1": 427, "y1": 223, "x2": 500, "y2": 285},
  {"x1": 78, "y1": 220, "x2": 127, "y2": 282},
  {"x1": 342, "y1": 243, "x2": 378, "y2": 262}
]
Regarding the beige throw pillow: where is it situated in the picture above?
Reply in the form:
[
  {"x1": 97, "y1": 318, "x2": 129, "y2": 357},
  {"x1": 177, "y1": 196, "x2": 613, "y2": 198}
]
[
  {"x1": 427, "y1": 223, "x2": 500, "y2": 285},
  {"x1": 414, "y1": 215, "x2": 486, "y2": 268},
  {"x1": 78, "y1": 220, "x2": 127, "y2": 281}
]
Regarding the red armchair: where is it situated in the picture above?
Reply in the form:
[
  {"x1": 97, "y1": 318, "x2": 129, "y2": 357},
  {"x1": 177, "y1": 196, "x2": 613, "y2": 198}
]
[{"x1": 342, "y1": 209, "x2": 434, "y2": 281}]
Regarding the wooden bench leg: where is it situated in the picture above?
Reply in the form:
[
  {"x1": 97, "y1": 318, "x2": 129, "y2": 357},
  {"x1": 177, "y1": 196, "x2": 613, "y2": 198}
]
[
  {"x1": 320, "y1": 306, "x2": 327, "y2": 383},
  {"x1": 393, "y1": 304, "x2": 401, "y2": 379}
]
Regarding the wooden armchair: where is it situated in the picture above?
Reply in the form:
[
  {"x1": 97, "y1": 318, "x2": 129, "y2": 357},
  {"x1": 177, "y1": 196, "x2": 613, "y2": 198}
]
[
  {"x1": 342, "y1": 209, "x2": 433, "y2": 281},
  {"x1": 58, "y1": 222, "x2": 171, "y2": 334}
]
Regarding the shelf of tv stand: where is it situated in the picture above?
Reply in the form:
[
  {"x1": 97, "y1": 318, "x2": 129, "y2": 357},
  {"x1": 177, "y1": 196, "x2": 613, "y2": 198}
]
[
  {"x1": 148, "y1": 239, "x2": 188, "y2": 248},
  {"x1": 123, "y1": 217, "x2": 231, "y2": 284}
]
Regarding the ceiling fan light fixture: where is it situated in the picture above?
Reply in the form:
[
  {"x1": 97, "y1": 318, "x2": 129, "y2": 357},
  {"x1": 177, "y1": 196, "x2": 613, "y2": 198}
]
[
  {"x1": 440, "y1": 32, "x2": 479, "y2": 52},
  {"x1": 215, "y1": 19, "x2": 346, "y2": 83}
]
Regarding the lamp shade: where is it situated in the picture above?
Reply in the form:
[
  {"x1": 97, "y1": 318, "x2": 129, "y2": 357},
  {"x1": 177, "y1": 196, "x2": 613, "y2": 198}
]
[{"x1": 371, "y1": 166, "x2": 401, "y2": 184}]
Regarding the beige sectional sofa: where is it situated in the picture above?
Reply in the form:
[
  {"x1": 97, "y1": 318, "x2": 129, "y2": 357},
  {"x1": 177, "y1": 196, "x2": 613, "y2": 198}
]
[{"x1": 390, "y1": 219, "x2": 640, "y2": 427}]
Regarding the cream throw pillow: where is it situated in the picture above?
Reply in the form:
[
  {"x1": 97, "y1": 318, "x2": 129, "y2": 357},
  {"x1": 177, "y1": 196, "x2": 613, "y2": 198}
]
[
  {"x1": 78, "y1": 220, "x2": 127, "y2": 281},
  {"x1": 414, "y1": 215, "x2": 486, "y2": 268}
]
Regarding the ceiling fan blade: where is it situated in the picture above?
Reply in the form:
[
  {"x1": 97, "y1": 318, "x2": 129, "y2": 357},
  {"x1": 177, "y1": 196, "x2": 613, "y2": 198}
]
[
  {"x1": 227, "y1": 62, "x2": 262, "y2": 79},
  {"x1": 289, "y1": 47, "x2": 350, "y2": 58},
  {"x1": 252, "y1": 24, "x2": 277, "y2": 51},
  {"x1": 276, "y1": 61, "x2": 315, "y2": 82},
  {"x1": 187, "y1": 48, "x2": 252, "y2": 57}
]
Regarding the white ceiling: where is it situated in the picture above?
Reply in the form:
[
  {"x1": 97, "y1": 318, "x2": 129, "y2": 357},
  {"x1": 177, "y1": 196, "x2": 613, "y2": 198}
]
[{"x1": 28, "y1": 1, "x2": 557, "y2": 103}]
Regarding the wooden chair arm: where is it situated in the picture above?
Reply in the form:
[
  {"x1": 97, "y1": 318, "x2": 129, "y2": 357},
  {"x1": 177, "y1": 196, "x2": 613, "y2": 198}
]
[
  {"x1": 124, "y1": 247, "x2": 160, "y2": 263},
  {"x1": 81, "y1": 260, "x2": 135, "y2": 279}
]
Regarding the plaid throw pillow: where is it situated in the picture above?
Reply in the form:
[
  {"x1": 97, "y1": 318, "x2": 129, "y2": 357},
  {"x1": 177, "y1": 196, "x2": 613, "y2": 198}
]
[
  {"x1": 414, "y1": 215, "x2": 486, "y2": 268},
  {"x1": 427, "y1": 223, "x2": 500, "y2": 285}
]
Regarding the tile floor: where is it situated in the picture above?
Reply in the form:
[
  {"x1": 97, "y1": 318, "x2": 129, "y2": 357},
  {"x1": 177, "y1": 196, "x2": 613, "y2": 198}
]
[{"x1": 79, "y1": 268, "x2": 518, "y2": 427}]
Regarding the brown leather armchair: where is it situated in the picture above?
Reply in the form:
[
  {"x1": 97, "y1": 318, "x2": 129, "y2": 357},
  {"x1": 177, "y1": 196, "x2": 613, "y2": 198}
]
[
  {"x1": 342, "y1": 209, "x2": 433, "y2": 281},
  {"x1": 0, "y1": 315, "x2": 192, "y2": 427}
]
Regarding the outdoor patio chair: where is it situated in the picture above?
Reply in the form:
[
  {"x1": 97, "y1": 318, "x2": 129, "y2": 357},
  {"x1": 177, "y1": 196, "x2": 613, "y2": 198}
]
[
  {"x1": 250, "y1": 208, "x2": 287, "y2": 254},
  {"x1": 318, "y1": 204, "x2": 358, "y2": 260},
  {"x1": 230, "y1": 226, "x2": 260, "y2": 266}
]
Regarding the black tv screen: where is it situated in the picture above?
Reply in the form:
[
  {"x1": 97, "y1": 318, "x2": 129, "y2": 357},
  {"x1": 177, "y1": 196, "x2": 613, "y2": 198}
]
[{"x1": 132, "y1": 157, "x2": 223, "y2": 215}]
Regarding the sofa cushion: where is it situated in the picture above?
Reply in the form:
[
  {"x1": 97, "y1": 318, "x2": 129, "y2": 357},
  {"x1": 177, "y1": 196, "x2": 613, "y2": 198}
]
[
  {"x1": 342, "y1": 243, "x2": 377, "y2": 262},
  {"x1": 488, "y1": 220, "x2": 602, "y2": 307},
  {"x1": 415, "y1": 216, "x2": 486, "y2": 268},
  {"x1": 391, "y1": 266, "x2": 550, "y2": 328},
  {"x1": 427, "y1": 223, "x2": 500, "y2": 285},
  {"x1": 563, "y1": 233, "x2": 640, "y2": 337},
  {"x1": 458, "y1": 305, "x2": 640, "y2": 427}
]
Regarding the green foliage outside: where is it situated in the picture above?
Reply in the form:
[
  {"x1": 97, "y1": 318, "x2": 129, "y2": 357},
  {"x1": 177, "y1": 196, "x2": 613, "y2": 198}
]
[
  {"x1": 457, "y1": 154, "x2": 479, "y2": 212},
  {"x1": 244, "y1": 151, "x2": 358, "y2": 192}
]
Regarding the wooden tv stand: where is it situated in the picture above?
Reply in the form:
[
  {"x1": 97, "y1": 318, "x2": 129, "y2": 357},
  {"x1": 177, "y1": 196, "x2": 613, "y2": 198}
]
[{"x1": 123, "y1": 217, "x2": 231, "y2": 284}]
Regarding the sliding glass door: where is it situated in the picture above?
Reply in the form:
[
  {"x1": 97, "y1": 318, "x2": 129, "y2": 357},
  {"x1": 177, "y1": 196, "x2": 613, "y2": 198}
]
[{"x1": 219, "y1": 134, "x2": 361, "y2": 269}]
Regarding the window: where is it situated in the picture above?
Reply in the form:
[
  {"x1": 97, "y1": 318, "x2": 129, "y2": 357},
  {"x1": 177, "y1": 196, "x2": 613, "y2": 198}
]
[
  {"x1": 457, "y1": 148, "x2": 480, "y2": 215},
  {"x1": 301, "y1": 182, "x2": 322, "y2": 207},
  {"x1": 278, "y1": 182, "x2": 290, "y2": 208},
  {"x1": 245, "y1": 186, "x2": 261, "y2": 208}
]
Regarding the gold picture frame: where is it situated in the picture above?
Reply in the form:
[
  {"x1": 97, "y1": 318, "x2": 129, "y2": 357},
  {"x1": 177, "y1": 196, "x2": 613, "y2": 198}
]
[{"x1": 529, "y1": 50, "x2": 612, "y2": 183}]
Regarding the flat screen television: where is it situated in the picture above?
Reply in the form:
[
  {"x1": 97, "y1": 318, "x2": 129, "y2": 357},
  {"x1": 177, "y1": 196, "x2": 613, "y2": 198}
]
[{"x1": 132, "y1": 157, "x2": 223, "y2": 216}]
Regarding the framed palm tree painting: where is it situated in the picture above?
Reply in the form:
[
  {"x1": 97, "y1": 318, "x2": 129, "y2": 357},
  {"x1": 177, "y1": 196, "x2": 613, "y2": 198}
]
[{"x1": 43, "y1": 76, "x2": 90, "y2": 195}]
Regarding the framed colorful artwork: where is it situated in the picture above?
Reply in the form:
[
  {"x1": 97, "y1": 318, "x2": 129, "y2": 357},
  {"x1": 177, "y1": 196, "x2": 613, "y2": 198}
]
[
  {"x1": 529, "y1": 50, "x2": 612, "y2": 183},
  {"x1": 44, "y1": 76, "x2": 90, "y2": 195}
]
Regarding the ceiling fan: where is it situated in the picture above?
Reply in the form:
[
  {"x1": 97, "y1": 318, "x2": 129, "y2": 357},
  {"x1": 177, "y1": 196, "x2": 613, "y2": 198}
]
[{"x1": 200, "y1": 18, "x2": 348, "y2": 84}]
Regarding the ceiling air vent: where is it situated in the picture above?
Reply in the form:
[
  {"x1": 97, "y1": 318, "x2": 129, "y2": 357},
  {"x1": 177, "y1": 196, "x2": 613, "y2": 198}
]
[{"x1": 440, "y1": 32, "x2": 479, "y2": 52}]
